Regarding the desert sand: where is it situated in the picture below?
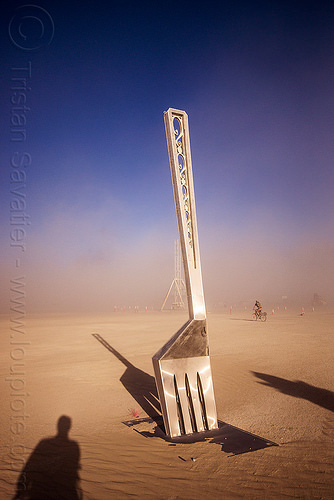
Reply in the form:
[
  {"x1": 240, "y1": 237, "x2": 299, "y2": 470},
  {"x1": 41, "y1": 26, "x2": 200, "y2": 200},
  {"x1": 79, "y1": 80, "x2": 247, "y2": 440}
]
[{"x1": 1, "y1": 308, "x2": 333, "y2": 499}]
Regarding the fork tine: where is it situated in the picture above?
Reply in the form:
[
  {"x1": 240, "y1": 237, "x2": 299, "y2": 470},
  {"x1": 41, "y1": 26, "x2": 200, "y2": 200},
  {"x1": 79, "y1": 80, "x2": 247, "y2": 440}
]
[{"x1": 153, "y1": 352, "x2": 218, "y2": 438}]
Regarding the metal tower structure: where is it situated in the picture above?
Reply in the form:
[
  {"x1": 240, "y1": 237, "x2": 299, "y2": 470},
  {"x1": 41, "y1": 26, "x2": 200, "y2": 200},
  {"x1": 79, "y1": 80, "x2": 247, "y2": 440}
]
[{"x1": 161, "y1": 239, "x2": 186, "y2": 311}]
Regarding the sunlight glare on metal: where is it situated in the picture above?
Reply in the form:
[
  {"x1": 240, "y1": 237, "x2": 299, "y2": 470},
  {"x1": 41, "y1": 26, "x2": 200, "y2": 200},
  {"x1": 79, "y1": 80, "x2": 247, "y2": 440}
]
[
  {"x1": 161, "y1": 369, "x2": 174, "y2": 377},
  {"x1": 202, "y1": 377, "x2": 212, "y2": 394},
  {"x1": 164, "y1": 390, "x2": 176, "y2": 399}
]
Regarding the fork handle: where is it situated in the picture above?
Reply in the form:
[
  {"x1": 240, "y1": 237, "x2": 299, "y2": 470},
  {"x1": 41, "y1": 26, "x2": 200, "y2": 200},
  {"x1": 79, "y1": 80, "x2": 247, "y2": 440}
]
[{"x1": 164, "y1": 108, "x2": 206, "y2": 320}]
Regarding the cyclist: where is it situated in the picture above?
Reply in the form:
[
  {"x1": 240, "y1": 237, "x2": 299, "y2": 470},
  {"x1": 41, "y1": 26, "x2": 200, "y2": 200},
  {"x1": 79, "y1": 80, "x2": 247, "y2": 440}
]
[{"x1": 253, "y1": 300, "x2": 262, "y2": 318}]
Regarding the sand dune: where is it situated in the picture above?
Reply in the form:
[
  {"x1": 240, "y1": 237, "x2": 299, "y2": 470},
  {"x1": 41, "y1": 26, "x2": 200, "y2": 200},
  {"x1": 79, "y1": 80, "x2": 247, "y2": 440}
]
[{"x1": 1, "y1": 309, "x2": 333, "y2": 499}]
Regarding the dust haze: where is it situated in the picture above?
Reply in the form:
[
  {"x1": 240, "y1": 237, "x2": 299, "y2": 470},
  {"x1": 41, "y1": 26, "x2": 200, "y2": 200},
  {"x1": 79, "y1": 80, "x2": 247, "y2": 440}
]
[{"x1": 3, "y1": 205, "x2": 333, "y2": 314}]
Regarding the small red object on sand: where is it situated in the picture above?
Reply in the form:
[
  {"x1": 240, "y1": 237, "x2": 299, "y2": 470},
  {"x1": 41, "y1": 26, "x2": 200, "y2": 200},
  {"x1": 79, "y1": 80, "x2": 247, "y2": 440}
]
[{"x1": 129, "y1": 408, "x2": 140, "y2": 418}]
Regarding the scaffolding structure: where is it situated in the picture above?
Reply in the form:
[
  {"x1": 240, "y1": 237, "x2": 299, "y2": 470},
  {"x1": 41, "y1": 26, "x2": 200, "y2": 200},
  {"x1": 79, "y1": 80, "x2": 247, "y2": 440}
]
[{"x1": 161, "y1": 240, "x2": 186, "y2": 310}]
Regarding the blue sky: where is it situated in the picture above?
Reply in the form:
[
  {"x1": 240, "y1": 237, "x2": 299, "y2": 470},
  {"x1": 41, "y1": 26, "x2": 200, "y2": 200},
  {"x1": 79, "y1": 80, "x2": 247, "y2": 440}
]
[{"x1": 2, "y1": 0, "x2": 334, "y2": 312}]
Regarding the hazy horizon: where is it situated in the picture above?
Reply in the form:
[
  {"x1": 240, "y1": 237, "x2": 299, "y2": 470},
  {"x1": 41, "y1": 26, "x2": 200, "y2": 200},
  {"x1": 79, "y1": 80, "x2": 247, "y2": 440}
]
[{"x1": 2, "y1": 1, "x2": 334, "y2": 315}]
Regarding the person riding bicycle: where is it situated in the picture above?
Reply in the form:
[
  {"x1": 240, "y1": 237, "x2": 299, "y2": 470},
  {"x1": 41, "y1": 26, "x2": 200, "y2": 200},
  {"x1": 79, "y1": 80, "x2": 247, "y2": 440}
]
[{"x1": 253, "y1": 300, "x2": 262, "y2": 318}]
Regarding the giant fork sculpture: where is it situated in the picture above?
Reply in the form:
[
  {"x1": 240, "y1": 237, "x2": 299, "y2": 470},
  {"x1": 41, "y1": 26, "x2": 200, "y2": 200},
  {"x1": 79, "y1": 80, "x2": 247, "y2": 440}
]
[{"x1": 152, "y1": 108, "x2": 218, "y2": 438}]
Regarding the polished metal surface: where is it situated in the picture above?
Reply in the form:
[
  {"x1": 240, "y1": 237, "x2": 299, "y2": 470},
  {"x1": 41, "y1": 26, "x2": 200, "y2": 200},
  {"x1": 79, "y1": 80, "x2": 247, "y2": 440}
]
[
  {"x1": 163, "y1": 108, "x2": 205, "y2": 320},
  {"x1": 153, "y1": 108, "x2": 218, "y2": 438},
  {"x1": 153, "y1": 355, "x2": 217, "y2": 437}
]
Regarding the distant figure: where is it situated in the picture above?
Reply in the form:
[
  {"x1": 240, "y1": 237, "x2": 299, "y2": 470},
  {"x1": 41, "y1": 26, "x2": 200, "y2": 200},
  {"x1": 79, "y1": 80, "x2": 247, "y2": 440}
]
[
  {"x1": 253, "y1": 300, "x2": 262, "y2": 317},
  {"x1": 13, "y1": 415, "x2": 82, "y2": 500}
]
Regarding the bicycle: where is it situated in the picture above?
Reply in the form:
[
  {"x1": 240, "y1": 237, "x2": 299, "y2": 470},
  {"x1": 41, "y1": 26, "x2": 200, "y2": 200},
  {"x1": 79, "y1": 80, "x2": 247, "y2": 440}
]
[{"x1": 252, "y1": 310, "x2": 267, "y2": 322}]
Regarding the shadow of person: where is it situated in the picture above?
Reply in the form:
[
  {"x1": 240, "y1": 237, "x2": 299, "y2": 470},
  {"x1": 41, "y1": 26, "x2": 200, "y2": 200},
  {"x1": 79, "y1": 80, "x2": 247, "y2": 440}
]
[
  {"x1": 13, "y1": 415, "x2": 82, "y2": 500},
  {"x1": 252, "y1": 372, "x2": 334, "y2": 412},
  {"x1": 92, "y1": 334, "x2": 162, "y2": 425}
]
